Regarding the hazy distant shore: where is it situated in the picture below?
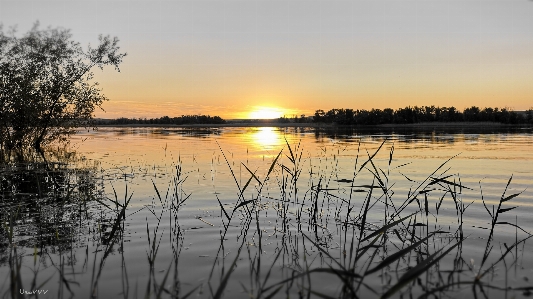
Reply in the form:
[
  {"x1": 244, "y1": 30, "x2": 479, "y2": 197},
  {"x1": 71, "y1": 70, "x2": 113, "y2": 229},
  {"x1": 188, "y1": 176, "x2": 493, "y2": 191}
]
[
  {"x1": 95, "y1": 121, "x2": 526, "y2": 129},
  {"x1": 96, "y1": 122, "x2": 329, "y2": 128}
]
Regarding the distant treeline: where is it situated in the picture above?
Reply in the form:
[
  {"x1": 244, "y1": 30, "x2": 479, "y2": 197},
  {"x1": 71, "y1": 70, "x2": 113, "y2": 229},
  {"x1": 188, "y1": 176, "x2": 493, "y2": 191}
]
[
  {"x1": 302, "y1": 106, "x2": 533, "y2": 125},
  {"x1": 95, "y1": 115, "x2": 226, "y2": 125},
  {"x1": 95, "y1": 106, "x2": 533, "y2": 126}
]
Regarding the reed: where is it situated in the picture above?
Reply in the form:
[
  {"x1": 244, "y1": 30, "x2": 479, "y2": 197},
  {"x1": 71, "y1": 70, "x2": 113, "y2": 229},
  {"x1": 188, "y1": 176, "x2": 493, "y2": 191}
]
[
  {"x1": 202, "y1": 139, "x2": 531, "y2": 298},
  {"x1": 1, "y1": 139, "x2": 531, "y2": 299}
]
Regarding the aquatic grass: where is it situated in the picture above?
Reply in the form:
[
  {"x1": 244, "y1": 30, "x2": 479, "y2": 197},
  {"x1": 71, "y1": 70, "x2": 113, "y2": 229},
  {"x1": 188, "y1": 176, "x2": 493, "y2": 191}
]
[
  {"x1": 134, "y1": 157, "x2": 194, "y2": 299},
  {"x1": 67, "y1": 141, "x2": 533, "y2": 298},
  {"x1": 90, "y1": 184, "x2": 132, "y2": 298},
  {"x1": 1, "y1": 157, "x2": 137, "y2": 297},
  {"x1": 2, "y1": 137, "x2": 532, "y2": 299},
  {"x1": 207, "y1": 139, "x2": 532, "y2": 298},
  {"x1": 1, "y1": 155, "x2": 176, "y2": 298}
]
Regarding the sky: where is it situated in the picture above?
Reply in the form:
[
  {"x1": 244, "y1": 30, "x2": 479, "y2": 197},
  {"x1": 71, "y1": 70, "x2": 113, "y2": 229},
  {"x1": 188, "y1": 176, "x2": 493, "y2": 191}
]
[{"x1": 1, "y1": 0, "x2": 532, "y2": 119}]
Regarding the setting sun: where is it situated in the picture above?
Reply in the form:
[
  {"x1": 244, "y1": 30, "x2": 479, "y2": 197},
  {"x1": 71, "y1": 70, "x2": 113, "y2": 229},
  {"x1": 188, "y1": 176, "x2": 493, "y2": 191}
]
[{"x1": 248, "y1": 107, "x2": 285, "y2": 119}]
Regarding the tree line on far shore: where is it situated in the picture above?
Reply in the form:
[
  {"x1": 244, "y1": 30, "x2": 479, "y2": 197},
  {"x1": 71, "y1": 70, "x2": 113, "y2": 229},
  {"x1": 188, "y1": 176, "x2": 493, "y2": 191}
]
[
  {"x1": 277, "y1": 106, "x2": 533, "y2": 125},
  {"x1": 99, "y1": 106, "x2": 533, "y2": 126},
  {"x1": 95, "y1": 115, "x2": 226, "y2": 125}
]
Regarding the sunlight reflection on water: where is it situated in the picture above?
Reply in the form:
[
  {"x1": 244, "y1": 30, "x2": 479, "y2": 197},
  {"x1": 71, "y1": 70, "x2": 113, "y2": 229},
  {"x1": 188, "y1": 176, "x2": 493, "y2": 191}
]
[
  {"x1": 70, "y1": 126, "x2": 533, "y2": 209},
  {"x1": 248, "y1": 127, "x2": 284, "y2": 150}
]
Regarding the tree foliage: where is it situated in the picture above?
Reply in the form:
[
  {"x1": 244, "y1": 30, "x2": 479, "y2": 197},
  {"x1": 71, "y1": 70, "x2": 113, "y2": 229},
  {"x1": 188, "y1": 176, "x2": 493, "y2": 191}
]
[
  {"x1": 97, "y1": 115, "x2": 226, "y2": 125},
  {"x1": 0, "y1": 22, "x2": 126, "y2": 157},
  {"x1": 311, "y1": 106, "x2": 531, "y2": 125}
]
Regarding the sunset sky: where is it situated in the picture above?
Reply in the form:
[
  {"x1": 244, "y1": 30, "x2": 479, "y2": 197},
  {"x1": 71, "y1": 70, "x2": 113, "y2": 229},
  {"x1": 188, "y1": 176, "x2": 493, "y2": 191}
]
[{"x1": 1, "y1": 1, "x2": 532, "y2": 119}]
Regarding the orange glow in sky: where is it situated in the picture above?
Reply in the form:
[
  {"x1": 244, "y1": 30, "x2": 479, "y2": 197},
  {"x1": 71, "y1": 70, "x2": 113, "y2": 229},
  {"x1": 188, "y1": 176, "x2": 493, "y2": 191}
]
[{"x1": 3, "y1": 1, "x2": 532, "y2": 119}]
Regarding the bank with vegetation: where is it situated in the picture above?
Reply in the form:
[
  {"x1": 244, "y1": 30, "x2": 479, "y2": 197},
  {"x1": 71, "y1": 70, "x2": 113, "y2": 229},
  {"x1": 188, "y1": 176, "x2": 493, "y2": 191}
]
[
  {"x1": 93, "y1": 106, "x2": 533, "y2": 128},
  {"x1": 279, "y1": 106, "x2": 533, "y2": 125},
  {"x1": 94, "y1": 115, "x2": 226, "y2": 126}
]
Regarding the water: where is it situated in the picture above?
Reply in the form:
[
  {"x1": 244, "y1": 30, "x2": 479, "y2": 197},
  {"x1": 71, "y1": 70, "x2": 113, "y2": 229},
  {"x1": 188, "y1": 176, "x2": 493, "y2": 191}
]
[
  {"x1": 1, "y1": 126, "x2": 532, "y2": 298},
  {"x1": 76, "y1": 126, "x2": 533, "y2": 210}
]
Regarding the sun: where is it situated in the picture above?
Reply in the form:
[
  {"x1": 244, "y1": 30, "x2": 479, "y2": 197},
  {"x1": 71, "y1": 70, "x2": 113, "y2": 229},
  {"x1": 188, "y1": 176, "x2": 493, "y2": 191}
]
[{"x1": 248, "y1": 107, "x2": 284, "y2": 119}]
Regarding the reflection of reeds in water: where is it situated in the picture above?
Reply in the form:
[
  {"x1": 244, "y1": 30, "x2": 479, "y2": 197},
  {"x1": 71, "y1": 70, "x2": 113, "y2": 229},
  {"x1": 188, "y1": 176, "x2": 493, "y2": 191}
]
[
  {"x1": 0, "y1": 154, "x2": 133, "y2": 298},
  {"x1": 1, "y1": 140, "x2": 532, "y2": 298},
  {"x1": 201, "y1": 139, "x2": 532, "y2": 298}
]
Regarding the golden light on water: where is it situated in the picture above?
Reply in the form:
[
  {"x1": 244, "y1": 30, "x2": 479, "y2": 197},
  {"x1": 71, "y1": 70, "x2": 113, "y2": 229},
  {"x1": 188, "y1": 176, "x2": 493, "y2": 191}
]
[
  {"x1": 249, "y1": 127, "x2": 283, "y2": 150},
  {"x1": 248, "y1": 107, "x2": 285, "y2": 119}
]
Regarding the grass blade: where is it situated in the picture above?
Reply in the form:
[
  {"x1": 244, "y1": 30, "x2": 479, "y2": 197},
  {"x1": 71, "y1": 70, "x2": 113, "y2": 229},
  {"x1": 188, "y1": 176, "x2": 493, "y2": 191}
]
[
  {"x1": 285, "y1": 138, "x2": 295, "y2": 164},
  {"x1": 501, "y1": 193, "x2": 521, "y2": 203},
  {"x1": 233, "y1": 199, "x2": 255, "y2": 212},
  {"x1": 362, "y1": 212, "x2": 417, "y2": 242},
  {"x1": 213, "y1": 248, "x2": 241, "y2": 299},
  {"x1": 266, "y1": 150, "x2": 283, "y2": 179},
  {"x1": 241, "y1": 162, "x2": 262, "y2": 185},
  {"x1": 498, "y1": 206, "x2": 517, "y2": 214},
  {"x1": 217, "y1": 196, "x2": 230, "y2": 222},
  {"x1": 357, "y1": 139, "x2": 387, "y2": 174},
  {"x1": 366, "y1": 232, "x2": 440, "y2": 275},
  {"x1": 381, "y1": 238, "x2": 465, "y2": 299}
]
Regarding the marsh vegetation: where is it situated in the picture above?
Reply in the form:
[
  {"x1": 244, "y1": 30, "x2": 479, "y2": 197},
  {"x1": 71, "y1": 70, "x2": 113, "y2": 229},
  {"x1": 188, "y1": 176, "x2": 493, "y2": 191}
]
[{"x1": 1, "y1": 127, "x2": 532, "y2": 298}]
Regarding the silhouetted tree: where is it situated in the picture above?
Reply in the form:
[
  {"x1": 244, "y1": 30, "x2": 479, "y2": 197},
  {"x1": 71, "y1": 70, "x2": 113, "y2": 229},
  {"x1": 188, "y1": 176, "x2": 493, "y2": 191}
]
[
  {"x1": 479, "y1": 107, "x2": 495, "y2": 122},
  {"x1": 313, "y1": 110, "x2": 326, "y2": 122},
  {"x1": 97, "y1": 115, "x2": 226, "y2": 125},
  {"x1": 0, "y1": 22, "x2": 126, "y2": 158},
  {"x1": 463, "y1": 106, "x2": 480, "y2": 122},
  {"x1": 309, "y1": 106, "x2": 529, "y2": 126},
  {"x1": 526, "y1": 109, "x2": 533, "y2": 124}
]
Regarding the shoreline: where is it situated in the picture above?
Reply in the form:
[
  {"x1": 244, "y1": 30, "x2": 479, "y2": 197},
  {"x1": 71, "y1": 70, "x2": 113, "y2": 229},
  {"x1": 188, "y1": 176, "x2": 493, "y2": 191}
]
[{"x1": 94, "y1": 122, "x2": 529, "y2": 129}]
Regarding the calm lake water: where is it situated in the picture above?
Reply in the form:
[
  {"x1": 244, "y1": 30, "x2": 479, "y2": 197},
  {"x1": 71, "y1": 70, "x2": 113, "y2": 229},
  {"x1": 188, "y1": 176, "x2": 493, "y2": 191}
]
[{"x1": 2, "y1": 126, "x2": 532, "y2": 298}]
